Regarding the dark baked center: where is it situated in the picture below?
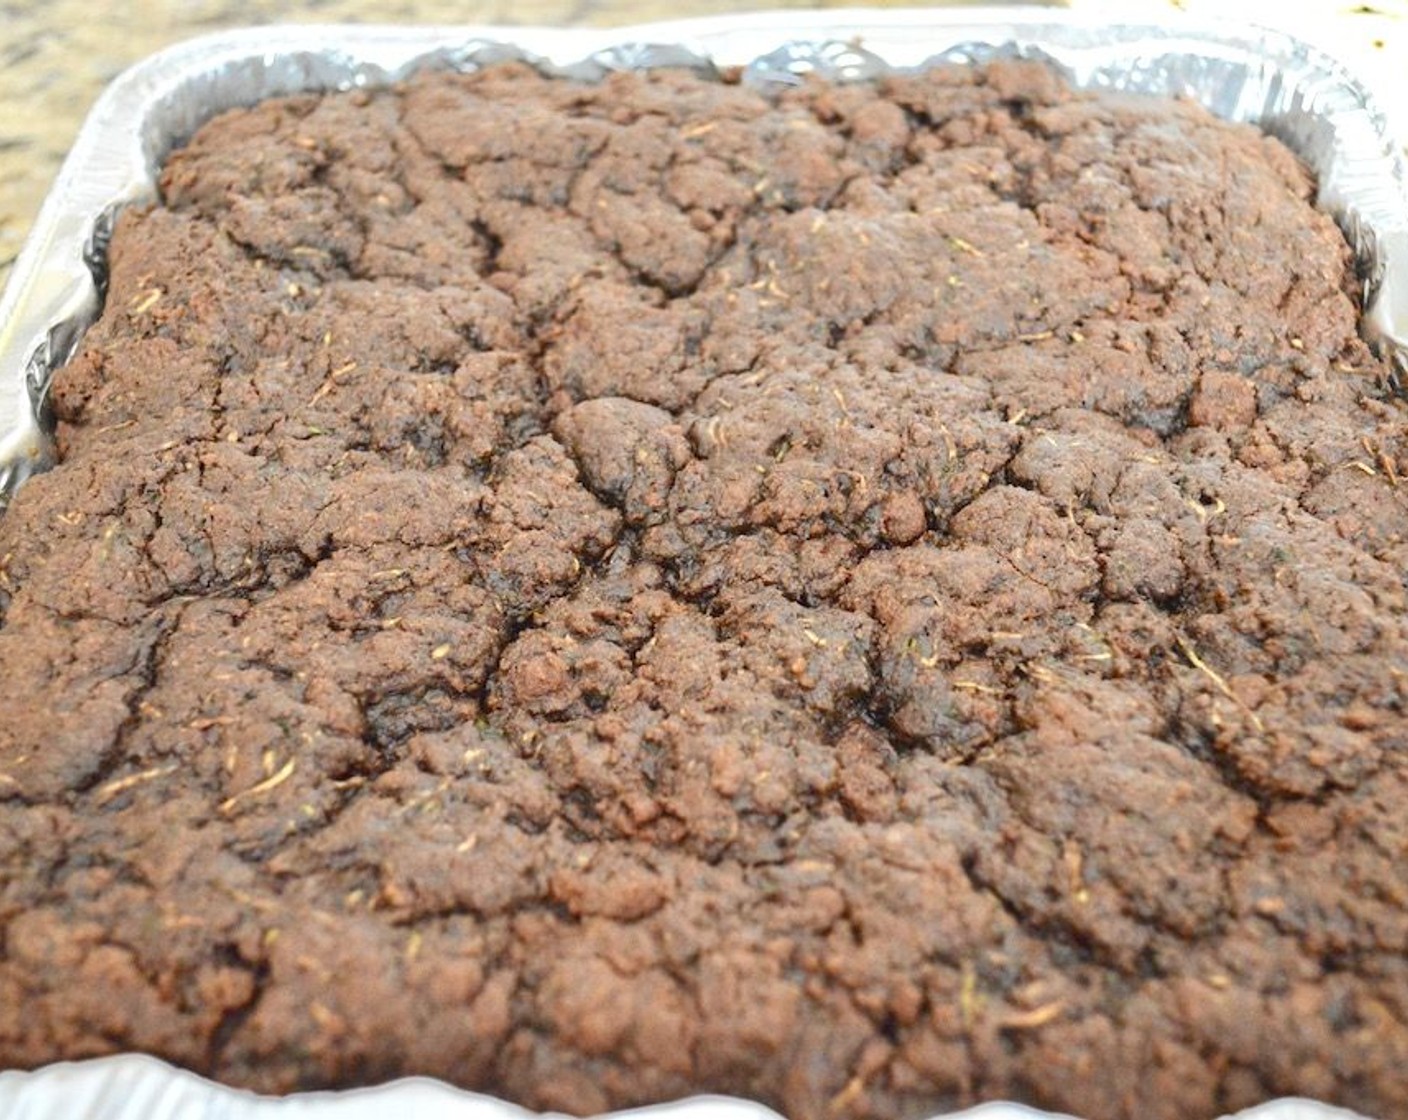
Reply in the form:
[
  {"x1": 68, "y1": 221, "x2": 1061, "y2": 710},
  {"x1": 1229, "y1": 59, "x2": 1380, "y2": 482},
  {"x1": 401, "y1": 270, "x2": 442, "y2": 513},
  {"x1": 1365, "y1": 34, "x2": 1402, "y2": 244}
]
[{"x1": 1, "y1": 60, "x2": 1405, "y2": 1120}]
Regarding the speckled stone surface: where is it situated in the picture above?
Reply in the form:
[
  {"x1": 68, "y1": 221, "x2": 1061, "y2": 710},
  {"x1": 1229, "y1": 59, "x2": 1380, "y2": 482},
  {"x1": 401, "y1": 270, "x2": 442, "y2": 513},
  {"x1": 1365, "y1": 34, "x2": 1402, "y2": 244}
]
[{"x1": 2, "y1": 0, "x2": 1406, "y2": 293}]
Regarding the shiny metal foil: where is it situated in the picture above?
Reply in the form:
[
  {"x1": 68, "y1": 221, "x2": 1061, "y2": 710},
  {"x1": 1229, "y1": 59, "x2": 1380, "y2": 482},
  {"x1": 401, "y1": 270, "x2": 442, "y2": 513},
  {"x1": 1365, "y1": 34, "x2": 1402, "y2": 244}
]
[{"x1": 0, "y1": 10, "x2": 1394, "y2": 1120}]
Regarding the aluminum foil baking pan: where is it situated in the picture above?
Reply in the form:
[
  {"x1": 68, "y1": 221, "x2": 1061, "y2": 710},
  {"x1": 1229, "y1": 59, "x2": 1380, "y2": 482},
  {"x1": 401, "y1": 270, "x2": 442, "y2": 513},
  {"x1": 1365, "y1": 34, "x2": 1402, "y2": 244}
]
[
  {"x1": 2, "y1": 8, "x2": 1408, "y2": 511},
  {"x1": 0, "y1": 8, "x2": 1399, "y2": 1120}
]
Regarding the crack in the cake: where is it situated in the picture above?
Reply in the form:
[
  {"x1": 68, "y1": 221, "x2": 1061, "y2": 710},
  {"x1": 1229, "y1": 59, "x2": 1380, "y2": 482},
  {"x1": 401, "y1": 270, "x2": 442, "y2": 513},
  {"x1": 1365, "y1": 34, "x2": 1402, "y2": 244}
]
[
  {"x1": 468, "y1": 218, "x2": 503, "y2": 277},
  {"x1": 206, "y1": 956, "x2": 270, "y2": 1070},
  {"x1": 955, "y1": 848, "x2": 1149, "y2": 979},
  {"x1": 71, "y1": 602, "x2": 188, "y2": 798},
  {"x1": 1163, "y1": 692, "x2": 1308, "y2": 809}
]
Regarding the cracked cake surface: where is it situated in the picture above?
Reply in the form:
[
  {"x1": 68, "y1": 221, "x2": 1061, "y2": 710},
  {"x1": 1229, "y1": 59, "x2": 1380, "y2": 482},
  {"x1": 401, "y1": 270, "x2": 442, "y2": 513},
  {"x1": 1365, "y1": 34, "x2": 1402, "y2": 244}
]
[{"x1": 1, "y1": 59, "x2": 1407, "y2": 1120}]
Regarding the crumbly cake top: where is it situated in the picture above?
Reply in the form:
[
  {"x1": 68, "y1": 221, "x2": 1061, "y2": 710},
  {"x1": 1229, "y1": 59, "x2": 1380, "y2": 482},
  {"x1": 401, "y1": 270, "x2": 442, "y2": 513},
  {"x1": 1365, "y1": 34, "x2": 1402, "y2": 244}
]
[{"x1": 1, "y1": 60, "x2": 1406, "y2": 1120}]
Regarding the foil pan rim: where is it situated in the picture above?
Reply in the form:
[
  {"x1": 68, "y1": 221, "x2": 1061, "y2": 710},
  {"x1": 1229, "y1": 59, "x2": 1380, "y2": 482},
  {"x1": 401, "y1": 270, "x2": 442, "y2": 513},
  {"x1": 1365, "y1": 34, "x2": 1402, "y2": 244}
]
[
  {"x1": 0, "y1": 1052, "x2": 1381, "y2": 1120},
  {"x1": 0, "y1": 10, "x2": 1397, "y2": 1119}
]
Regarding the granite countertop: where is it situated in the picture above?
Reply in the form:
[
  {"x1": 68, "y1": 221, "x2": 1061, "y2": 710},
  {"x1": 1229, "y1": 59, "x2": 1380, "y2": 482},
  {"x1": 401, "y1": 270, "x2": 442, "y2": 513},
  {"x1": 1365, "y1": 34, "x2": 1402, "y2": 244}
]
[{"x1": 1, "y1": 0, "x2": 1405, "y2": 292}]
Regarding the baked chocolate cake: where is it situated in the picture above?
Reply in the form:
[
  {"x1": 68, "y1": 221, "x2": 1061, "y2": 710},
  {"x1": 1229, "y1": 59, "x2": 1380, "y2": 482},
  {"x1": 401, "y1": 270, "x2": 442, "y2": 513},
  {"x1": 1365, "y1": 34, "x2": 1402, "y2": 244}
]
[{"x1": 1, "y1": 58, "x2": 1405, "y2": 1120}]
